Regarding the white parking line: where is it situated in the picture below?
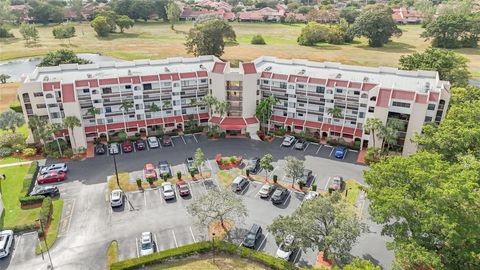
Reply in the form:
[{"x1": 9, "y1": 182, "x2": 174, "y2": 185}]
[
  {"x1": 187, "y1": 182, "x2": 194, "y2": 198},
  {"x1": 201, "y1": 180, "x2": 207, "y2": 192},
  {"x1": 11, "y1": 235, "x2": 21, "y2": 260},
  {"x1": 343, "y1": 149, "x2": 347, "y2": 160},
  {"x1": 181, "y1": 136, "x2": 187, "y2": 145},
  {"x1": 154, "y1": 233, "x2": 158, "y2": 251},
  {"x1": 329, "y1": 147, "x2": 335, "y2": 157},
  {"x1": 324, "y1": 177, "x2": 331, "y2": 191},
  {"x1": 192, "y1": 134, "x2": 198, "y2": 143},
  {"x1": 283, "y1": 191, "x2": 291, "y2": 206},
  {"x1": 303, "y1": 143, "x2": 310, "y2": 152},
  {"x1": 171, "y1": 139, "x2": 175, "y2": 147},
  {"x1": 257, "y1": 233, "x2": 269, "y2": 251},
  {"x1": 207, "y1": 160, "x2": 214, "y2": 171},
  {"x1": 293, "y1": 249, "x2": 301, "y2": 263},
  {"x1": 135, "y1": 238, "x2": 140, "y2": 258},
  {"x1": 189, "y1": 227, "x2": 197, "y2": 243},
  {"x1": 171, "y1": 230, "x2": 178, "y2": 247},
  {"x1": 315, "y1": 144, "x2": 323, "y2": 154},
  {"x1": 143, "y1": 192, "x2": 147, "y2": 207}
]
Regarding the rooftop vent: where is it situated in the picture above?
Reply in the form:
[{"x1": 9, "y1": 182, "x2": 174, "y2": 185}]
[
  {"x1": 298, "y1": 69, "x2": 306, "y2": 75},
  {"x1": 363, "y1": 77, "x2": 369, "y2": 82},
  {"x1": 335, "y1": 73, "x2": 342, "y2": 79},
  {"x1": 264, "y1": 66, "x2": 272, "y2": 71},
  {"x1": 43, "y1": 76, "x2": 49, "y2": 82},
  {"x1": 128, "y1": 69, "x2": 132, "y2": 75},
  {"x1": 87, "y1": 73, "x2": 92, "y2": 78},
  {"x1": 199, "y1": 64, "x2": 206, "y2": 70},
  {"x1": 423, "y1": 82, "x2": 430, "y2": 92},
  {"x1": 164, "y1": 67, "x2": 171, "y2": 72}
]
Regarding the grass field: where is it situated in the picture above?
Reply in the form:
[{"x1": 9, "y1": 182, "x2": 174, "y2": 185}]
[
  {"x1": 0, "y1": 164, "x2": 38, "y2": 229},
  {"x1": 36, "y1": 199, "x2": 64, "y2": 254},
  {"x1": 1, "y1": 22, "x2": 478, "y2": 77},
  {"x1": 0, "y1": 82, "x2": 20, "y2": 112},
  {"x1": 146, "y1": 255, "x2": 264, "y2": 270}
]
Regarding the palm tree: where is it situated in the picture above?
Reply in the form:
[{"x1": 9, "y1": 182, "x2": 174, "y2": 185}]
[
  {"x1": 379, "y1": 119, "x2": 406, "y2": 153},
  {"x1": 255, "y1": 96, "x2": 279, "y2": 132},
  {"x1": 215, "y1": 101, "x2": 230, "y2": 118},
  {"x1": 364, "y1": 118, "x2": 383, "y2": 149},
  {"x1": 327, "y1": 107, "x2": 343, "y2": 118},
  {"x1": 120, "y1": 100, "x2": 133, "y2": 114},
  {"x1": 203, "y1": 95, "x2": 218, "y2": 116},
  {"x1": 148, "y1": 103, "x2": 161, "y2": 116},
  {"x1": 63, "y1": 116, "x2": 81, "y2": 152},
  {"x1": 0, "y1": 110, "x2": 25, "y2": 133},
  {"x1": 86, "y1": 107, "x2": 101, "y2": 117},
  {"x1": 28, "y1": 115, "x2": 48, "y2": 144},
  {"x1": 163, "y1": 100, "x2": 172, "y2": 109},
  {"x1": 190, "y1": 97, "x2": 198, "y2": 114}
]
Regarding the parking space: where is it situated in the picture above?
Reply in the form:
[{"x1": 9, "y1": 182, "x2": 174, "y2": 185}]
[
  {"x1": 171, "y1": 136, "x2": 184, "y2": 147},
  {"x1": 182, "y1": 134, "x2": 199, "y2": 144}
]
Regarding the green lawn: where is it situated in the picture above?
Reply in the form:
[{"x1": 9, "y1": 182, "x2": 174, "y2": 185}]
[
  {"x1": 0, "y1": 164, "x2": 38, "y2": 229},
  {"x1": 0, "y1": 156, "x2": 29, "y2": 165},
  {"x1": 107, "y1": 240, "x2": 119, "y2": 269},
  {"x1": 36, "y1": 199, "x2": 64, "y2": 254},
  {"x1": 345, "y1": 179, "x2": 362, "y2": 206}
]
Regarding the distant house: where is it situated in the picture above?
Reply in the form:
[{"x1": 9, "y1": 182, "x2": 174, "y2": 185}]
[
  {"x1": 392, "y1": 7, "x2": 422, "y2": 24},
  {"x1": 9, "y1": 4, "x2": 32, "y2": 23},
  {"x1": 180, "y1": 6, "x2": 235, "y2": 21},
  {"x1": 195, "y1": 0, "x2": 233, "y2": 12},
  {"x1": 239, "y1": 7, "x2": 285, "y2": 22},
  {"x1": 82, "y1": 2, "x2": 107, "y2": 20},
  {"x1": 64, "y1": 8, "x2": 78, "y2": 21}
]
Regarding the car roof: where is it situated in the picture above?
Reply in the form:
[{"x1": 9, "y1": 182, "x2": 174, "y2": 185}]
[
  {"x1": 233, "y1": 176, "x2": 246, "y2": 183},
  {"x1": 250, "y1": 224, "x2": 260, "y2": 232},
  {"x1": 336, "y1": 146, "x2": 346, "y2": 150}
]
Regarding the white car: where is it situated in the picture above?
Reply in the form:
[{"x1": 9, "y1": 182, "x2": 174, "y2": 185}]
[
  {"x1": 0, "y1": 230, "x2": 14, "y2": 258},
  {"x1": 281, "y1": 136, "x2": 296, "y2": 147},
  {"x1": 40, "y1": 163, "x2": 68, "y2": 175},
  {"x1": 304, "y1": 191, "x2": 319, "y2": 200},
  {"x1": 276, "y1": 234, "x2": 295, "y2": 261},
  {"x1": 161, "y1": 182, "x2": 176, "y2": 200},
  {"x1": 258, "y1": 183, "x2": 274, "y2": 198},
  {"x1": 109, "y1": 143, "x2": 120, "y2": 155},
  {"x1": 110, "y1": 189, "x2": 124, "y2": 207},
  {"x1": 139, "y1": 232, "x2": 155, "y2": 256},
  {"x1": 147, "y1": 137, "x2": 159, "y2": 148}
]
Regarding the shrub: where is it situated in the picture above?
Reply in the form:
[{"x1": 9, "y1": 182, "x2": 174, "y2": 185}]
[
  {"x1": 298, "y1": 181, "x2": 305, "y2": 189},
  {"x1": 146, "y1": 177, "x2": 154, "y2": 185},
  {"x1": 176, "y1": 171, "x2": 182, "y2": 180},
  {"x1": 364, "y1": 147, "x2": 381, "y2": 165},
  {"x1": 63, "y1": 149, "x2": 74, "y2": 158},
  {"x1": 22, "y1": 162, "x2": 38, "y2": 195},
  {"x1": 312, "y1": 183, "x2": 317, "y2": 191},
  {"x1": 273, "y1": 175, "x2": 278, "y2": 183},
  {"x1": 136, "y1": 178, "x2": 142, "y2": 188},
  {"x1": 9, "y1": 103, "x2": 22, "y2": 113},
  {"x1": 12, "y1": 143, "x2": 25, "y2": 152},
  {"x1": 251, "y1": 34, "x2": 266, "y2": 45},
  {"x1": 190, "y1": 170, "x2": 195, "y2": 178},
  {"x1": 0, "y1": 133, "x2": 25, "y2": 148},
  {"x1": 272, "y1": 128, "x2": 286, "y2": 137},
  {"x1": 5, "y1": 223, "x2": 38, "y2": 233},
  {"x1": 353, "y1": 140, "x2": 361, "y2": 150},
  {"x1": 0, "y1": 147, "x2": 12, "y2": 157},
  {"x1": 229, "y1": 156, "x2": 236, "y2": 164},
  {"x1": 37, "y1": 197, "x2": 53, "y2": 238},
  {"x1": 0, "y1": 25, "x2": 14, "y2": 38},
  {"x1": 219, "y1": 132, "x2": 226, "y2": 138},
  {"x1": 19, "y1": 195, "x2": 45, "y2": 206},
  {"x1": 23, "y1": 147, "x2": 37, "y2": 156}
]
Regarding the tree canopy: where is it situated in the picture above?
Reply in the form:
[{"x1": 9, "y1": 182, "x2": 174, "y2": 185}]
[
  {"x1": 52, "y1": 24, "x2": 76, "y2": 43},
  {"x1": 91, "y1": 16, "x2": 111, "y2": 37},
  {"x1": 115, "y1": 15, "x2": 134, "y2": 33},
  {"x1": 185, "y1": 19, "x2": 236, "y2": 57},
  {"x1": 399, "y1": 48, "x2": 470, "y2": 86},
  {"x1": 39, "y1": 49, "x2": 92, "y2": 67},
  {"x1": 351, "y1": 4, "x2": 402, "y2": 47},
  {"x1": 0, "y1": 110, "x2": 25, "y2": 133},
  {"x1": 422, "y1": 13, "x2": 480, "y2": 49},
  {"x1": 28, "y1": 0, "x2": 64, "y2": 24}
]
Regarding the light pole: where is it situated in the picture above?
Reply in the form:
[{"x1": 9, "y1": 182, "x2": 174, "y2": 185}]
[
  {"x1": 212, "y1": 233, "x2": 216, "y2": 264},
  {"x1": 37, "y1": 218, "x2": 53, "y2": 269},
  {"x1": 112, "y1": 155, "x2": 135, "y2": 211}
]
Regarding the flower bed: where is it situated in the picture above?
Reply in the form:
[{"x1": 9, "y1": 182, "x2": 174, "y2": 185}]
[{"x1": 215, "y1": 154, "x2": 242, "y2": 169}]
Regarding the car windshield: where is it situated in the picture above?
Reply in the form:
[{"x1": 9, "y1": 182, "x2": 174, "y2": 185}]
[
  {"x1": 141, "y1": 242, "x2": 152, "y2": 250},
  {"x1": 160, "y1": 165, "x2": 168, "y2": 170},
  {"x1": 246, "y1": 233, "x2": 256, "y2": 240},
  {"x1": 145, "y1": 169, "x2": 155, "y2": 174},
  {"x1": 179, "y1": 185, "x2": 188, "y2": 190},
  {"x1": 163, "y1": 185, "x2": 172, "y2": 192},
  {"x1": 261, "y1": 185, "x2": 270, "y2": 192}
]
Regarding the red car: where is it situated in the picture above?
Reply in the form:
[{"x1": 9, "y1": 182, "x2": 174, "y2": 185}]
[
  {"x1": 122, "y1": 140, "x2": 133, "y2": 153},
  {"x1": 176, "y1": 180, "x2": 190, "y2": 196},
  {"x1": 37, "y1": 171, "x2": 66, "y2": 184},
  {"x1": 143, "y1": 163, "x2": 157, "y2": 180}
]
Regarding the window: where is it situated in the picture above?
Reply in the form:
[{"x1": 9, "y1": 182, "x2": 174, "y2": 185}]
[
  {"x1": 102, "y1": 88, "x2": 112, "y2": 94},
  {"x1": 129, "y1": 114, "x2": 135, "y2": 118},
  {"x1": 105, "y1": 107, "x2": 112, "y2": 113},
  {"x1": 350, "y1": 121, "x2": 356, "y2": 125},
  {"x1": 335, "y1": 88, "x2": 343, "y2": 94},
  {"x1": 354, "y1": 91, "x2": 360, "y2": 95},
  {"x1": 263, "y1": 80, "x2": 269, "y2": 84},
  {"x1": 45, "y1": 93, "x2": 54, "y2": 99},
  {"x1": 280, "y1": 82, "x2": 287, "y2": 89},
  {"x1": 360, "y1": 103, "x2": 367, "y2": 108},
  {"x1": 34, "y1": 92, "x2": 43, "y2": 97},
  {"x1": 318, "y1": 116, "x2": 323, "y2": 122},
  {"x1": 125, "y1": 85, "x2": 132, "y2": 89},
  {"x1": 47, "y1": 104, "x2": 57, "y2": 108},
  {"x1": 361, "y1": 93, "x2": 368, "y2": 99},
  {"x1": 257, "y1": 90, "x2": 259, "y2": 95},
  {"x1": 200, "y1": 107, "x2": 206, "y2": 110},
  {"x1": 427, "y1": 104, "x2": 435, "y2": 110},
  {"x1": 392, "y1": 101, "x2": 411, "y2": 108},
  {"x1": 297, "y1": 84, "x2": 304, "y2": 89},
  {"x1": 316, "y1": 86, "x2": 325, "y2": 93},
  {"x1": 424, "y1": 116, "x2": 432, "y2": 122},
  {"x1": 297, "y1": 113, "x2": 304, "y2": 117},
  {"x1": 182, "y1": 109, "x2": 187, "y2": 114},
  {"x1": 368, "y1": 107, "x2": 375, "y2": 113},
  {"x1": 370, "y1": 96, "x2": 377, "y2": 101},
  {"x1": 82, "y1": 89, "x2": 90, "y2": 94},
  {"x1": 143, "y1": 83, "x2": 152, "y2": 90},
  {"x1": 36, "y1": 104, "x2": 46, "y2": 109},
  {"x1": 326, "y1": 90, "x2": 333, "y2": 94},
  {"x1": 50, "y1": 112, "x2": 60, "y2": 119},
  {"x1": 359, "y1": 112, "x2": 365, "y2": 118},
  {"x1": 298, "y1": 103, "x2": 304, "y2": 107},
  {"x1": 283, "y1": 111, "x2": 288, "y2": 116},
  {"x1": 200, "y1": 79, "x2": 207, "y2": 84}
]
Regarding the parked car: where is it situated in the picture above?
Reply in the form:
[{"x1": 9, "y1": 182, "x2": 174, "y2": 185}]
[
  {"x1": 276, "y1": 234, "x2": 295, "y2": 261},
  {"x1": 294, "y1": 139, "x2": 307, "y2": 150},
  {"x1": 40, "y1": 163, "x2": 68, "y2": 175},
  {"x1": 161, "y1": 182, "x2": 176, "y2": 200},
  {"x1": 37, "y1": 171, "x2": 66, "y2": 184},
  {"x1": 185, "y1": 157, "x2": 198, "y2": 174},
  {"x1": 95, "y1": 144, "x2": 106, "y2": 155},
  {"x1": 136, "y1": 139, "x2": 146, "y2": 151},
  {"x1": 143, "y1": 163, "x2": 157, "y2": 180},
  {"x1": 158, "y1": 161, "x2": 172, "y2": 178},
  {"x1": 29, "y1": 185, "x2": 59, "y2": 197},
  {"x1": 0, "y1": 230, "x2": 14, "y2": 258},
  {"x1": 242, "y1": 224, "x2": 262, "y2": 249},
  {"x1": 258, "y1": 183, "x2": 275, "y2": 198},
  {"x1": 161, "y1": 135, "x2": 172, "y2": 146},
  {"x1": 334, "y1": 146, "x2": 347, "y2": 159},
  {"x1": 271, "y1": 187, "x2": 289, "y2": 204},
  {"x1": 281, "y1": 135, "x2": 296, "y2": 147},
  {"x1": 122, "y1": 140, "x2": 134, "y2": 153},
  {"x1": 245, "y1": 157, "x2": 260, "y2": 174},
  {"x1": 110, "y1": 189, "x2": 124, "y2": 208},
  {"x1": 304, "y1": 191, "x2": 319, "y2": 200},
  {"x1": 139, "y1": 232, "x2": 155, "y2": 256},
  {"x1": 330, "y1": 176, "x2": 345, "y2": 191},
  {"x1": 109, "y1": 143, "x2": 120, "y2": 155},
  {"x1": 176, "y1": 180, "x2": 190, "y2": 196},
  {"x1": 299, "y1": 169, "x2": 313, "y2": 186},
  {"x1": 231, "y1": 176, "x2": 248, "y2": 192},
  {"x1": 147, "y1": 136, "x2": 159, "y2": 148}
]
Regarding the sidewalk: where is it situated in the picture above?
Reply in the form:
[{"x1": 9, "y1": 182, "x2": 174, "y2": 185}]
[{"x1": 0, "y1": 161, "x2": 32, "y2": 168}]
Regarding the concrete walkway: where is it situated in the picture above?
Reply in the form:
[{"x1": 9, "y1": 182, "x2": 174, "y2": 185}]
[{"x1": 0, "y1": 161, "x2": 32, "y2": 168}]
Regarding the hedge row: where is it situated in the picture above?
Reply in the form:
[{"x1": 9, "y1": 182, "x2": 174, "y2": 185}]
[
  {"x1": 110, "y1": 241, "x2": 295, "y2": 270},
  {"x1": 21, "y1": 162, "x2": 39, "y2": 196},
  {"x1": 19, "y1": 195, "x2": 45, "y2": 206},
  {"x1": 37, "y1": 197, "x2": 52, "y2": 238}
]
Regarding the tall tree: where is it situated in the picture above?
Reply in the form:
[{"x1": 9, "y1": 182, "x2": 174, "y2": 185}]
[
  {"x1": 268, "y1": 192, "x2": 367, "y2": 266},
  {"x1": 0, "y1": 74, "x2": 10, "y2": 84},
  {"x1": 259, "y1": 153, "x2": 274, "y2": 181},
  {"x1": 129, "y1": 0, "x2": 153, "y2": 21},
  {"x1": 378, "y1": 118, "x2": 405, "y2": 153},
  {"x1": 120, "y1": 100, "x2": 133, "y2": 125},
  {"x1": 364, "y1": 152, "x2": 480, "y2": 269},
  {"x1": 28, "y1": 0, "x2": 64, "y2": 24},
  {"x1": 87, "y1": 107, "x2": 101, "y2": 118},
  {"x1": 115, "y1": 15, "x2": 134, "y2": 33},
  {"x1": 63, "y1": 116, "x2": 81, "y2": 151},
  {"x1": 215, "y1": 101, "x2": 230, "y2": 118},
  {"x1": 284, "y1": 156, "x2": 304, "y2": 188},
  {"x1": 39, "y1": 49, "x2": 92, "y2": 67},
  {"x1": 0, "y1": 110, "x2": 25, "y2": 133},
  {"x1": 399, "y1": 48, "x2": 470, "y2": 86},
  {"x1": 165, "y1": 0, "x2": 181, "y2": 30},
  {"x1": 255, "y1": 96, "x2": 279, "y2": 133},
  {"x1": 185, "y1": 19, "x2": 236, "y2": 57},
  {"x1": 28, "y1": 116, "x2": 50, "y2": 144},
  {"x1": 203, "y1": 95, "x2": 218, "y2": 117},
  {"x1": 91, "y1": 16, "x2": 111, "y2": 37},
  {"x1": 422, "y1": 13, "x2": 479, "y2": 49},
  {"x1": 351, "y1": 4, "x2": 402, "y2": 47},
  {"x1": 186, "y1": 188, "x2": 248, "y2": 238},
  {"x1": 364, "y1": 118, "x2": 383, "y2": 149}
]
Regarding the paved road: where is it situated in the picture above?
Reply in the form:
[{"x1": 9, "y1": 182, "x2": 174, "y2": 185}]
[{"x1": 2, "y1": 135, "x2": 392, "y2": 270}]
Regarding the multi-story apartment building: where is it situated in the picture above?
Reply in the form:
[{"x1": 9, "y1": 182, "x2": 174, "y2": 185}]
[{"x1": 17, "y1": 55, "x2": 450, "y2": 156}]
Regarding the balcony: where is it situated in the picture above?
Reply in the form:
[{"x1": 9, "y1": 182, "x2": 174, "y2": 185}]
[
  {"x1": 227, "y1": 95, "x2": 242, "y2": 101},
  {"x1": 229, "y1": 105, "x2": 242, "y2": 111},
  {"x1": 226, "y1": 86, "x2": 242, "y2": 91}
]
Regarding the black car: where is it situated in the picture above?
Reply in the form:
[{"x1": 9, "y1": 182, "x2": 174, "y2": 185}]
[
  {"x1": 271, "y1": 187, "x2": 289, "y2": 204},
  {"x1": 136, "y1": 139, "x2": 146, "y2": 151},
  {"x1": 185, "y1": 157, "x2": 198, "y2": 174},
  {"x1": 95, "y1": 144, "x2": 105, "y2": 155},
  {"x1": 231, "y1": 176, "x2": 249, "y2": 192},
  {"x1": 161, "y1": 135, "x2": 172, "y2": 146},
  {"x1": 29, "y1": 185, "x2": 59, "y2": 197},
  {"x1": 245, "y1": 157, "x2": 260, "y2": 174},
  {"x1": 299, "y1": 169, "x2": 313, "y2": 187},
  {"x1": 242, "y1": 224, "x2": 262, "y2": 249}
]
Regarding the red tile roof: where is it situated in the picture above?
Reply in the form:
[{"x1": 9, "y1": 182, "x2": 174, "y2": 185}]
[
  {"x1": 348, "y1": 82, "x2": 362, "y2": 89},
  {"x1": 391, "y1": 89, "x2": 415, "y2": 101},
  {"x1": 180, "y1": 72, "x2": 197, "y2": 79},
  {"x1": 327, "y1": 79, "x2": 349, "y2": 88},
  {"x1": 272, "y1": 73, "x2": 288, "y2": 80},
  {"x1": 198, "y1": 113, "x2": 210, "y2": 119},
  {"x1": 164, "y1": 116, "x2": 183, "y2": 123},
  {"x1": 271, "y1": 115, "x2": 286, "y2": 123},
  {"x1": 220, "y1": 117, "x2": 246, "y2": 130},
  {"x1": 171, "y1": 73, "x2": 180, "y2": 81},
  {"x1": 141, "y1": 75, "x2": 159, "y2": 82},
  {"x1": 428, "y1": 92, "x2": 439, "y2": 102},
  {"x1": 342, "y1": 126, "x2": 355, "y2": 135},
  {"x1": 84, "y1": 126, "x2": 96, "y2": 133},
  {"x1": 61, "y1": 84, "x2": 76, "y2": 103},
  {"x1": 354, "y1": 128, "x2": 363, "y2": 137},
  {"x1": 377, "y1": 89, "x2": 392, "y2": 108},
  {"x1": 126, "y1": 120, "x2": 146, "y2": 128},
  {"x1": 210, "y1": 116, "x2": 222, "y2": 124},
  {"x1": 244, "y1": 117, "x2": 258, "y2": 124},
  {"x1": 308, "y1": 77, "x2": 327, "y2": 85},
  {"x1": 362, "y1": 83, "x2": 378, "y2": 91},
  {"x1": 285, "y1": 118, "x2": 305, "y2": 126},
  {"x1": 159, "y1": 74, "x2": 172, "y2": 81},
  {"x1": 196, "y1": 71, "x2": 208, "y2": 77},
  {"x1": 99, "y1": 78, "x2": 119, "y2": 85},
  {"x1": 261, "y1": 72, "x2": 272, "y2": 78},
  {"x1": 305, "y1": 121, "x2": 322, "y2": 129},
  {"x1": 415, "y1": 94, "x2": 428, "y2": 104},
  {"x1": 212, "y1": 62, "x2": 226, "y2": 74},
  {"x1": 107, "y1": 123, "x2": 125, "y2": 130},
  {"x1": 242, "y1": 63, "x2": 257, "y2": 74},
  {"x1": 146, "y1": 118, "x2": 164, "y2": 125}
]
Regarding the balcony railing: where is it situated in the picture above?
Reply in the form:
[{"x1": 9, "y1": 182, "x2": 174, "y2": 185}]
[{"x1": 227, "y1": 96, "x2": 242, "y2": 101}]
